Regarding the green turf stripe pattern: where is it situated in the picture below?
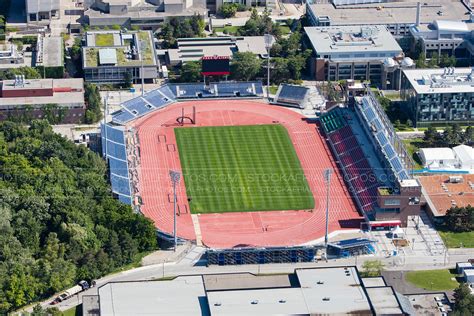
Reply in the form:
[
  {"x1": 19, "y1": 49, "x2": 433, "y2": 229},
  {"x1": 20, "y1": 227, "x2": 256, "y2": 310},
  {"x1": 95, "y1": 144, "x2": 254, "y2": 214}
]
[{"x1": 174, "y1": 124, "x2": 315, "y2": 214}]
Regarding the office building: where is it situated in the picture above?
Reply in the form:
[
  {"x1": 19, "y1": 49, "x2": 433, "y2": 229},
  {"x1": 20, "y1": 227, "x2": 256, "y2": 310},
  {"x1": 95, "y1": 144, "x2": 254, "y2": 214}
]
[
  {"x1": 82, "y1": 30, "x2": 158, "y2": 84},
  {"x1": 85, "y1": 0, "x2": 208, "y2": 30},
  {"x1": 410, "y1": 19, "x2": 474, "y2": 62},
  {"x1": 306, "y1": 0, "x2": 467, "y2": 36},
  {"x1": 402, "y1": 67, "x2": 474, "y2": 125},
  {"x1": 305, "y1": 25, "x2": 407, "y2": 88},
  {"x1": 0, "y1": 78, "x2": 85, "y2": 124}
]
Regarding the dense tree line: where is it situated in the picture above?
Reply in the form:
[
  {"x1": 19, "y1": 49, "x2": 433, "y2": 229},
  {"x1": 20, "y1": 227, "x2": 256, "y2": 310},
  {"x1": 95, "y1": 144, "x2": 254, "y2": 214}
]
[
  {"x1": 84, "y1": 83, "x2": 103, "y2": 124},
  {"x1": 158, "y1": 15, "x2": 205, "y2": 48},
  {"x1": 0, "y1": 120, "x2": 157, "y2": 313},
  {"x1": 423, "y1": 124, "x2": 474, "y2": 147},
  {"x1": 444, "y1": 206, "x2": 474, "y2": 232},
  {"x1": 416, "y1": 52, "x2": 457, "y2": 69},
  {"x1": 451, "y1": 283, "x2": 474, "y2": 315},
  {"x1": 237, "y1": 9, "x2": 284, "y2": 37},
  {"x1": 218, "y1": 3, "x2": 246, "y2": 18},
  {"x1": 0, "y1": 67, "x2": 42, "y2": 80}
]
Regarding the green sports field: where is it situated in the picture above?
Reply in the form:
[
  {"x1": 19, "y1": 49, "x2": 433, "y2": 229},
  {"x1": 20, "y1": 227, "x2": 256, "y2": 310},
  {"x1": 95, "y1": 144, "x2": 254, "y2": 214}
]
[{"x1": 175, "y1": 124, "x2": 314, "y2": 214}]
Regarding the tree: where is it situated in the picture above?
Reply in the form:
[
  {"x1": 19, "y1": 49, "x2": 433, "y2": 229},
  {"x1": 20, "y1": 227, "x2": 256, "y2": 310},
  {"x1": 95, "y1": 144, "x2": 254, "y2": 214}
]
[
  {"x1": 158, "y1": 15, "x2": 205, "y2": 48},
  {"x1": 416, "y1": 52, "x2": 427, "y2": 69},
  {"x1": 464, "y1": 126, "x2": 474, "y2": 144},
  {"x1": 451, "y1": 283, "x2": 474, "y2": 315},
  {"x1": 444, "y1": 205, "x2": 474, "y2": 232},
  {"x1": 219, "y1": 3, "x2": 238, "y2": 18},
  {"x1": 361, "y1": 260, "x2": 384, "y2": 277},
  {"x1": 84, "y1": 83, "x2": 102, "y2": 124},
  {"x1": 230, "y1": 52, "x2": 262, "y2": 81},
  {"x1": 0, "y1": 120, "x2": 158, "y2": 313},
  {"x1": 428, "y1": 52, "x2": 439, "y2": 68},
  {"x1": 178, "y1": 61, "x2": 202, "y2": 83},
  {"x1": 423, "y1": 126, "x2": 439, "y2": 146},
  {"x1": 123, "y1": 72, "x2": 132, "y2": 89}
]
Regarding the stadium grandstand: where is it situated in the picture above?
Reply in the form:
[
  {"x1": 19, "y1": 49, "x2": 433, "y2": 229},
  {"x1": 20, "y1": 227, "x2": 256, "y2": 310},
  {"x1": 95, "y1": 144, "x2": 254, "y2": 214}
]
[
  {"x1": 111, "y1": 82, "x2": 263, "y2": 125},
  {"x1": 273, "y1": 84, "x2": 309, "y2": 109},
  {"x1": 100, "y1": 124, "x2": 133, "y2": 204},
  {"x1": 320, "y1": 87, "x2": 422, "y2": 228}
]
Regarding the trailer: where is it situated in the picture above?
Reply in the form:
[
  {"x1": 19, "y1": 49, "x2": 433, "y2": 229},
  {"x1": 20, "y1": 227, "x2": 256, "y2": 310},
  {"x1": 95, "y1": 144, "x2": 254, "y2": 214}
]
[{"x1": 50, "y1": 281, "x2": 89, "y2": 305}]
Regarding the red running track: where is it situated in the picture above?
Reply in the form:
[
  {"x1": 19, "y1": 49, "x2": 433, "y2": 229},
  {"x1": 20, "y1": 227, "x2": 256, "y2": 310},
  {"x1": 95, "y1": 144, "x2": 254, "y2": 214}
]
[{"x1": 131, "y1": 100, "x2": 362, "y2": 248}]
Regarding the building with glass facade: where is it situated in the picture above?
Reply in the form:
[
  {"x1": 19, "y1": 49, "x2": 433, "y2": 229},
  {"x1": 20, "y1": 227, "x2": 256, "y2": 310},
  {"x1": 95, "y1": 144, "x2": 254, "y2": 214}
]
[{"x1": 401, "y1": 68, "x2": 474, "y2": 126}]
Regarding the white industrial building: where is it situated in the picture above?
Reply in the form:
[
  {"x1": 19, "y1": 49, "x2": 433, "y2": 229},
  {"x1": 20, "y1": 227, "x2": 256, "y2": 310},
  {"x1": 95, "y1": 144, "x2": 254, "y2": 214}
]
[
  {"x1": 453, "y1": 145, "x2": 474, "y2": 170},
  {"x1": 419, "y1": 148, "x2": 457, "y2": 170},
  {"x1": 83, "y1": 267, "x2": 415, "y2": 315},
  {"x1": 418, "y1": 145, "x2": 474, "y2": 171}
]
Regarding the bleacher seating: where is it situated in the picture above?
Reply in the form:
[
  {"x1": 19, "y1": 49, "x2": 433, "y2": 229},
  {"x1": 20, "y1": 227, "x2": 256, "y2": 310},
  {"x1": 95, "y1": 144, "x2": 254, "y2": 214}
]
[
  {"x1": 167, "y1": 81, "x2": 264, "y2": 99},
  {"x1": 112, "y1": 110, "x2": 136, "y2": 125},
  {"x1": 358, "y1": 96, "x2": 410, "y2": 182},
  {"x1": 274, "y1": 84, "x2": 309, "y2": 108},
  {"x1": 320, "y1": 110, "x2": 346, "y2": 133},
  {"x1": 320, "y1": 109, "x2": 381, "y2": 215},
  {"x1": 101, "y1": 123, "x2": 133, "y2": 204}
]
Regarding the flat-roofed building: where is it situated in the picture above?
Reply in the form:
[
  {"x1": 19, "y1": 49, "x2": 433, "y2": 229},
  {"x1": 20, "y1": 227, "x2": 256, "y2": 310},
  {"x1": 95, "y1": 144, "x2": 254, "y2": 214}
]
[
  {"x1": 26, "y1": 0, "x2": 60, "y2": 23},
  {"x1": 305, "y1": 25, "x2": 404, "y2": 87},
  {"x1": 85, "y1": 0, "x2": 208, "y2": 30},
  {"x1": 410, "y1": 20, "x2": 474, "y2": 62},
  {"x1": 0, "y1": 78, "x2": 85, "y2": 124},
  {"x1": 417, "y1": 174, "x2": 474, "y2": 220},
  {"x1": 89, "y1": 267, "x2": 414, "y2": 315},
  {"x1": 166, "y1": 36, "x2": 273, "y2": 66},
  {"x1": 402, "y1": 67, "x2": 474, "y2": 126},
  {"x1": 82, "y1": 30, "x2": 158, "y2": 84},
  {"x1": 306, "y1": 0, "x2": 468, "y2": 36}
]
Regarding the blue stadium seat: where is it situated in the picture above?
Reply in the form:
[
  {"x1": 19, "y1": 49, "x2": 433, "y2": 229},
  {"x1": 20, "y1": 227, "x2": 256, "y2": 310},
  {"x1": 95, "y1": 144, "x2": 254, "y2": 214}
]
[
  {"x1": 106, "y1": 141, "x2": 127, "y2": 161},
  {"x1": 109, "y1": 157, "x2": 129, "y2": 178},
  {"x1": 110, "y1": 173, "x2": 131, "y2": 196},
  {"x1": 112, "y1": 111, "x2": 136, "y2": 124},
  {"x1": 123, "y1": 97, "x2": 152, "y2": 115}
]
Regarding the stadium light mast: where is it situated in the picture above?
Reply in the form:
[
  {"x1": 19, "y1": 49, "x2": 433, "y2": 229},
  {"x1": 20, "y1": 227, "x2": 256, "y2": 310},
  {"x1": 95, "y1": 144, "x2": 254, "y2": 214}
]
[
  {"x1": 170, "y1": 170, "x2": 181, "y2": 252},
  {"x1": 264, "y1": 33, "x2": 272, "y2": 99},
  {"x1": 324, "y1": 169, "x2": 332, "y2": 248}
]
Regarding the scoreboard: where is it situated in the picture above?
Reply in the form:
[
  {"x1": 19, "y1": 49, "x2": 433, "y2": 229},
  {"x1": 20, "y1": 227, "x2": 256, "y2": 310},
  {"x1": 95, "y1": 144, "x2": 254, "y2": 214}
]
[{"x1": 201, "y1": 56, "x2": 230, "y2": 76}]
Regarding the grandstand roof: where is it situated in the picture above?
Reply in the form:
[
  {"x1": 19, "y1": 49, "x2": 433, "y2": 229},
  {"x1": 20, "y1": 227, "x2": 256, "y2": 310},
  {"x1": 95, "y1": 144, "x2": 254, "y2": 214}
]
[{"x1": 417, "y1": 174, "x2": 474, "y2": 217}]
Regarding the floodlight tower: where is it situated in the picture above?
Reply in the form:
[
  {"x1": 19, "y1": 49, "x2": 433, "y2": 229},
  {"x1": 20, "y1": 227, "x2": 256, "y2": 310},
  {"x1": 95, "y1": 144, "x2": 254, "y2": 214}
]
[
  {"x1": 264, "y1": 33, "x2": 272, "y2": 99},
  {"x1": 169, "y1": 170, "x2": 181, "y2": 251},
  {"x1": 324, "y1": 168, "x2": 332, "y2": 247}
]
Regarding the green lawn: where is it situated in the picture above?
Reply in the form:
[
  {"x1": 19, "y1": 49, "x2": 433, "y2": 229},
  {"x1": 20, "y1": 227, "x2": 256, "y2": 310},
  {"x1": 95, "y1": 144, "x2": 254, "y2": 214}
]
[
  {"x1": 213, "y1": 26, "x2": 240, "y2": 34},
  {"x1": 439, "y1": 230, "x2": 474, "y2": 248},
  {"x1": 175, "y1": 124, "x2": 314, "y2": 214},
  {"x1": 62, "y1": 305, "x2": 81, "y2": 316},
  {"x1": 95, "y1": 33, "x2": 114, "y2": 46},
  {"x1": 402, "y1": 138, "x2": 424, "y2": 170},
  {"x1": 405, "y1": 269, "x2": 459, "y2": 291}
]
